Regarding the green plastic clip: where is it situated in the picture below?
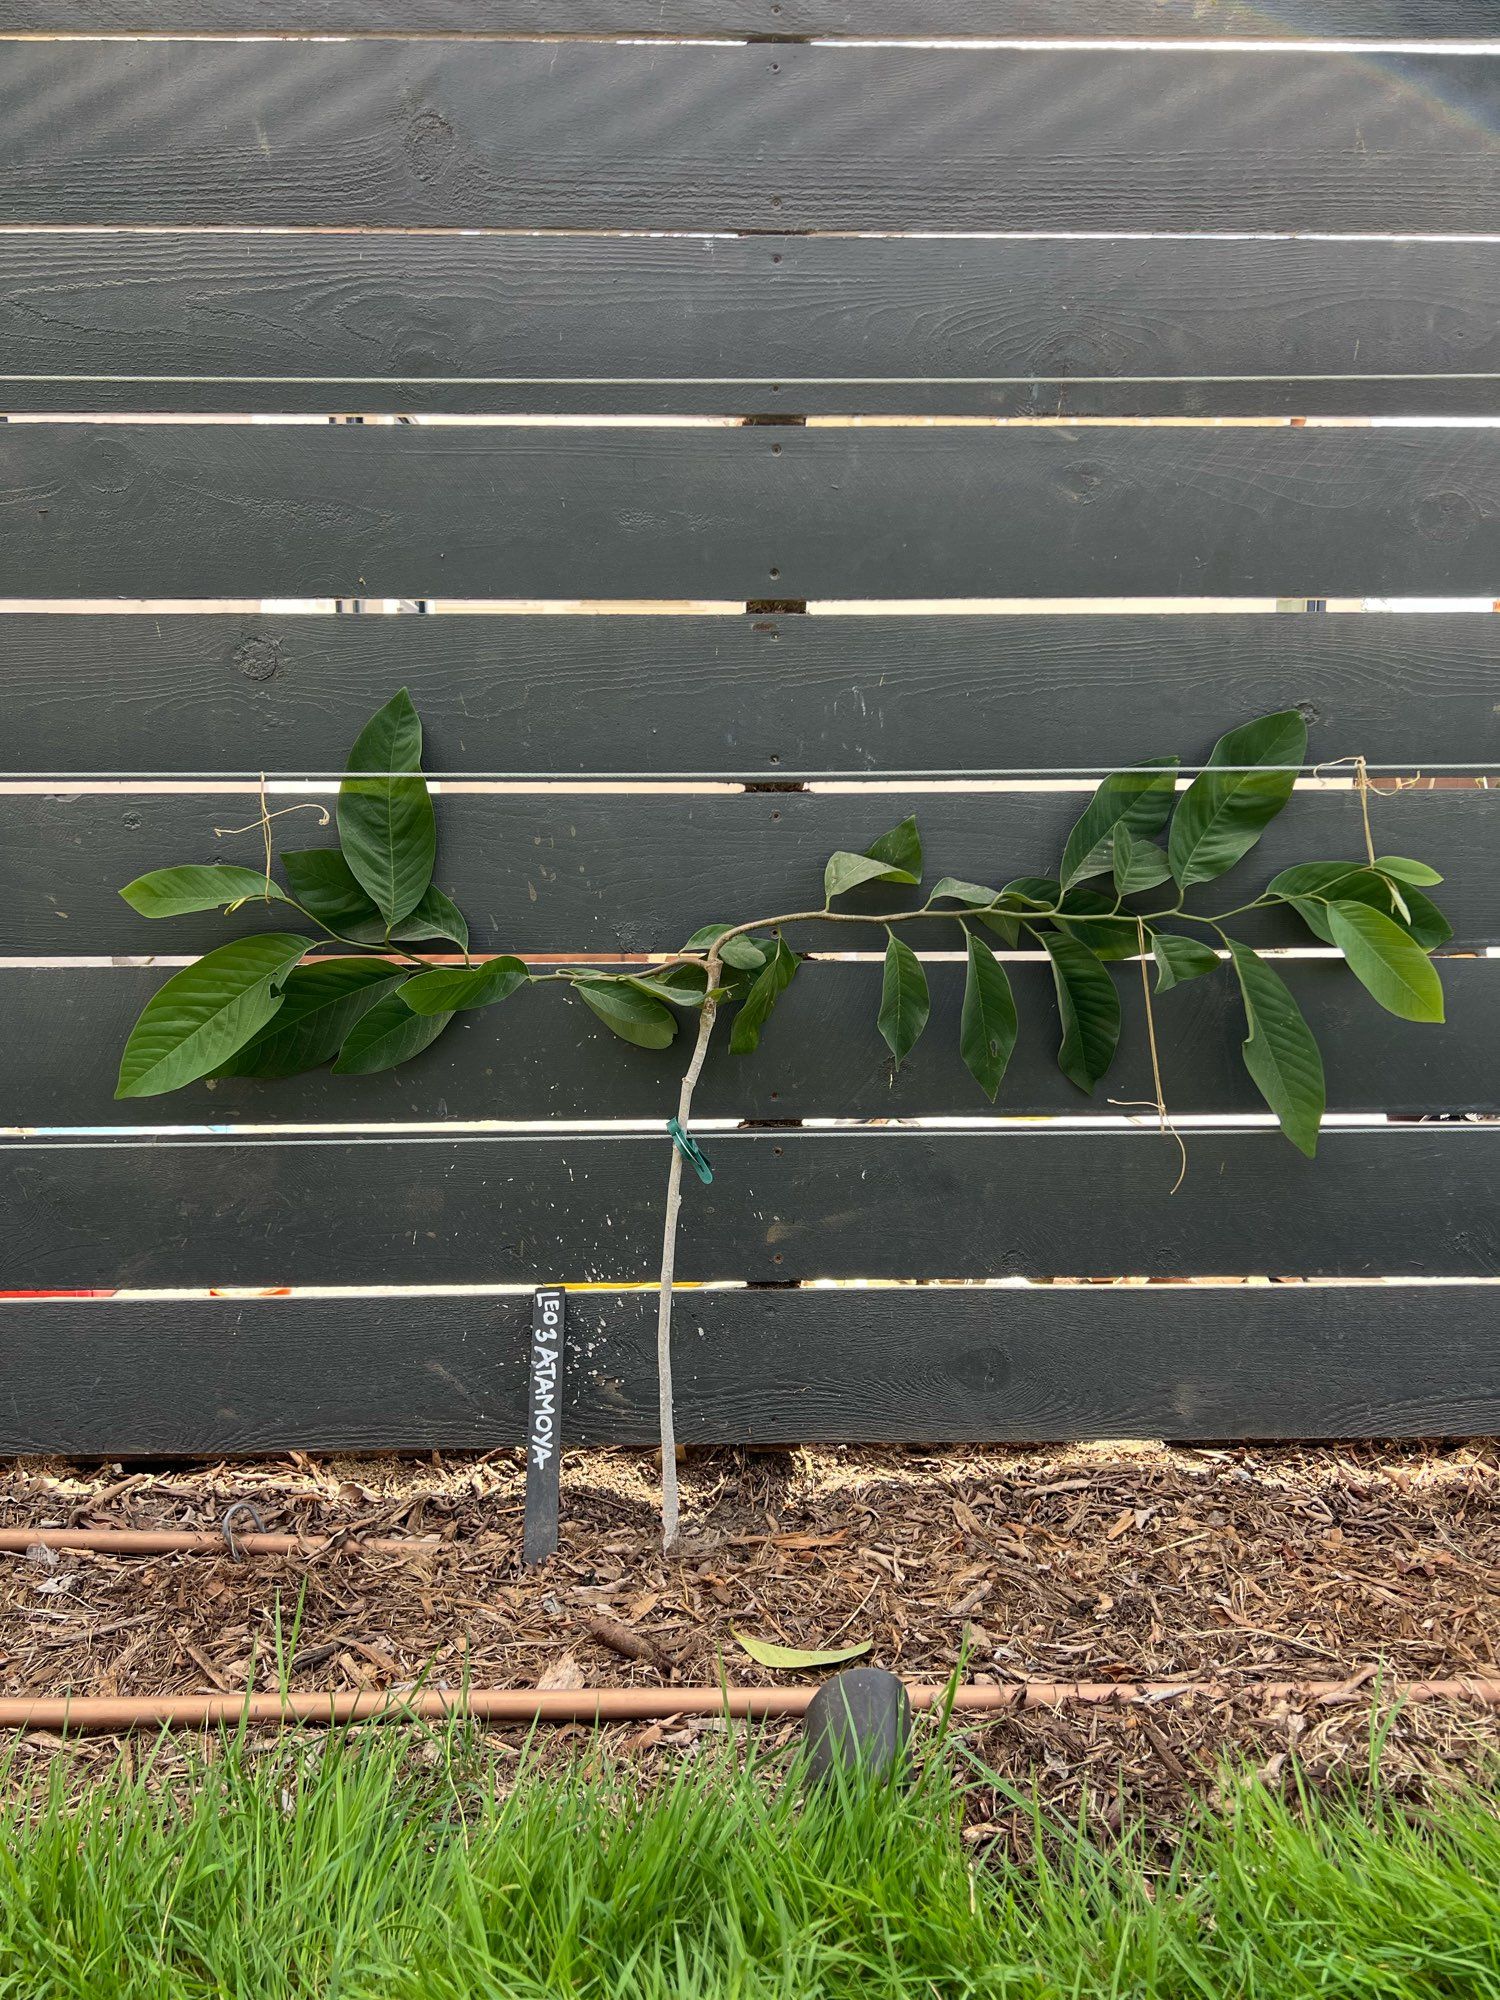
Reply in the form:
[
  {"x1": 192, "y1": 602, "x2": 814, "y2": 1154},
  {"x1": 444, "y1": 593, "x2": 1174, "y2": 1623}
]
[{"x1": 667, "y1": 1117, "x2": 714, "y2": 1186}]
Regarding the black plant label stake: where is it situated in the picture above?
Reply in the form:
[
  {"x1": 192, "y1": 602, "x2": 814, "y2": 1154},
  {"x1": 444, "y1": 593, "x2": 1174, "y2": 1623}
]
[{"x1": 523, "y1": 1288, "x2": 565, "y2": 1566}]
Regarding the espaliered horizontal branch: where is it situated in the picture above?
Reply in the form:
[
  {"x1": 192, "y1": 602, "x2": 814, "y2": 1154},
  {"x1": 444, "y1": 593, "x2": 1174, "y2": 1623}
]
[{"x1": 109, "y1": 692, "x2": 1452, "y2": 1542}]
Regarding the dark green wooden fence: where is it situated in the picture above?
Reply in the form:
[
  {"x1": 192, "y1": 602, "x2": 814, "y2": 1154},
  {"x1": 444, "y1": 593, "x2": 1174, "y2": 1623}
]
[{"x1": 1, "y1": 1, "x2": 1496, "y2": 1452}]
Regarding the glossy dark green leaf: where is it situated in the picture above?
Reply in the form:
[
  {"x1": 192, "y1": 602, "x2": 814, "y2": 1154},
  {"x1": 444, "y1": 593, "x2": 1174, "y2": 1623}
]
[
  {"x1": 115, "y1": 933, "x2": 310, "y2": 1098},
  {"x1": 626, "y1": 963, "x2": 711, "y2": 1007},
  {"x1": 337, "y1": 688, "x2": 437, "y2": 929},
  {"x1": 1111, "y1": 827, "x2": 1174, "y2": 897},
  {"x1": 214, "y1": 959, "x2": 406, "y2": 1078},
  {"x1": 333, "y1": 988, "x2": 453, "y2": 1074},
  {"x1": 877, "y1": 933, "x2": 930, "y2": 1067},
  {"x1": 959, "y1": 932, "x2": 1018, "y2": 1101},
  {"x1": 977, "y1": 910, "x2": 1021, "y2": 947},
  {"x1": 865, "y1": 815, "x2": 923, "y2": 883},
  {"x1": 280, "y1": 847, "x2": 382, "y2": 936},
  {"x1": 393, "y1": 884, "x2": 470, "y2": 954},
  {"x1": 1226, "y1": 939, "x2": 1325, "y2": 1158},
  {"x1": 1168, "y1": 710, "x2": 1307, "y2": 888},
  {"x1": 1042, "y1": 933, "x2": 1120, "y2": 1092},
  {"x1": 1053, "y1": 886, "x2": 1140, "y2": 962},
  {"x1": 1003, "y1": 876, "x2": 1061, "y2": 910},
  {"x1": 1269, "y1": 863, "x2": 1452, "y2": 952},
  {"x1": 400, "y1": 956, "x2": 530, "y2": 1017},
  {"x1": 730, "y1": 939, "x2": 800, "y2": 1055},
  {"x1": 1327, "y1": 902, "x2": 1445, "y2": 1023},
  {"x1": 824, "y1": 850, "x2": 915, "y2": 900},
  {"x1": 683, "y1": 924, "x2": 770, "y2": 972},
  {"x1": 1373, "y1": 855, "x2": 1443, "y2": 888},
  {"x1": 1060, "y1": 759, "x2": 1178, "y2": 890},
  {"x1": 119, "y1": 864, "x2": 290, "y2": 919},
  {"x1": 928, "y1": 877, "x2": 1001, "y2": 908},
  {"x1": 574, "y1": 980, "x2": 679, "y2": 1051},
  {"x1": 1151, "y1": 933, "x2": 1221, "y2": 992}
]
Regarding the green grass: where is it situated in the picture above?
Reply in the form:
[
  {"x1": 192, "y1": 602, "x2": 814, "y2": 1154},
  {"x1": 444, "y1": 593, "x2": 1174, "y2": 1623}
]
[{"x1": 0, "y1": 1725, "x2": 1495, "y2": 1999}]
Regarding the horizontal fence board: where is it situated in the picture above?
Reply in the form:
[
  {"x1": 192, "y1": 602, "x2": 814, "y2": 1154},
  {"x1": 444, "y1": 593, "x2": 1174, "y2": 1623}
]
[
  {"x1": 7, "y1": 613, "x2": 1500, "y2": 776},
  {"x1": 4, "y1": 43, "x2": 1500, "y2": 233},
  {"x1": 6, "y1": 788, "x2": 1491, "y2": 956},
  {"x1": 7, "y1": 4, "x2": 1500, "y2": 36},
  {"x1": 0, "y1": 1284, "x2": 1492, "y2": 1458},
  {"x1": 11, "y1": 425, "x2": 1500, "y2": 600},
  {"x1": 10, "y1": 236, "x2": 1500, "y2": 418},
  {"x1": 10, "y1": 959, "x2": 1494, "y2": 1128},
  {"x1": 2, "y1": 1129, "x2": 1495, "y2": 1288}
]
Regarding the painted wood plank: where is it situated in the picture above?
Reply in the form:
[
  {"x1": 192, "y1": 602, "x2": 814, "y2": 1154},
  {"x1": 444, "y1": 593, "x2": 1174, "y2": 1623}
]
[
  {"x1": 5, "y1": 787, "x2": 1491, "y2": 956},
  {"x1": 4, "y1": 3, "x2": 1496, "y2": 37},
  {"x1": 2, "y1": 1128, "x2": 1494, "y2": 1288},
  {"x1": 6, "y1": 613, "x2": 1500, "y2": 777},
  {"x1": 10, "y1": 424, "x2": 1500, "y2": 601},
  {"x1": 8, "y1": 958, "x2": 1494, "y2": 1129},
  {"x1": 0, "y1": 1283, "x2": 1492, "y2": 1458},
  {"x1": 7, "y1": 3, "x2": 1499, "y2": 35},
  {"x1": 9, "y1": 236, "x2": 1500, "y2": 419},
  {"x1": 4, "y1": 43, "x2": 1500, "y2": 233}
]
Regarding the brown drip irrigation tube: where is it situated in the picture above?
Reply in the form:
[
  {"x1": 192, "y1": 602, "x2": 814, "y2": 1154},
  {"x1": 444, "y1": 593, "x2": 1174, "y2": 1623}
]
[
  {"x1": 0, "y1": 1529, "x2": 441, "y2": 1559},
  {"x1": 1, "y1": 1680, "x2": 1496, "y2": 1735}
]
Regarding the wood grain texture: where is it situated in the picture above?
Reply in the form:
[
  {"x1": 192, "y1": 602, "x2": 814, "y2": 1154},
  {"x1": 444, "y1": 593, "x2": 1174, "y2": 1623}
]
[
  {"x1": 11, "y1": 424, "x2": 1500, "y2": 601},
  {"x1": 2, "y1": 1128, "x2": 1495, "y2": 1288},
  {"x1": 10, "y1": 958, "x2": 1492, "y2": 1129},
  {"x1": 5, "y1": 3, "x2": 1497, "y2": 35},
  {"x1": 6, "y1": 787, "x2": 1491, "y2": 956},
  {"x1": 4, "y1": 43, "x2": 1500, "y2": 232},
  {"x1": 10, "y1": 235, "x2": 1500, "y2": 418},
  {"x1": 0, "y1": 1283, "x2": 1492, "y2": 1458},
  {"x1": 7, "y1": 613, "x2": 1500, "y2": 776}
]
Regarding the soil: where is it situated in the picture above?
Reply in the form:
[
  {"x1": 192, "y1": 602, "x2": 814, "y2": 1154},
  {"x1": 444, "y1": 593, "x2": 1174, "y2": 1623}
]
[{"x1": 1, "y1": 1440, "x2": 1495, "y2": 1833}]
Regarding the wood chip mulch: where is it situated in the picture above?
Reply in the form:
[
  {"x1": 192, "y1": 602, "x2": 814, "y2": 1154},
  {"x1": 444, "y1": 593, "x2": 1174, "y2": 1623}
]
[{"x1": 1, "y1": 1440, "x2": 1495, "y2": 1830}]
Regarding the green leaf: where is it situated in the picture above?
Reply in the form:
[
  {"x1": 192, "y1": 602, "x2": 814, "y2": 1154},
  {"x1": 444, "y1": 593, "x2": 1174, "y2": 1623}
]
[
  {"x1": 626, "y1": 963, "x2": 711, "y2": 1007},
  {"x1": 337, "y1": 689, "x2": 437, "y2": 929},
  {"x1": 1327, "y1": 902, "x2": 1445, "y2": 1023},
  {"x1": 1111, "y1": 827, "x2": 1174, "y2": 897},
  {"x1": 119, "y1": 864, "x2": 290, "y2": 919},
  {"x1": 877, "y1": 933, "x2": 930, "y2": 1067},
  {"x1": 1152, "y1": 934, "x2": 1221, "y2": 992},
  {"x1": 400, "y1": 956, "x2": 529, "y2": 1017},
  {"x1": 1226, "y1": 939, "x2": 1325, "y2": 1158},
  {"x1": 333, "y1": 988, "x2": 453, "y2": 1075},
  {"x1": 824, "y1": 850, "x2": 915, "y2": 899},
  {"x1": 1042, "y1": 933, "x2": 1120, "y2": 1092},
  {"x1": 865, "y1": 815, "x2": 922, "y2": 882},
  {"x1": 977, "y1": 910, "x2": 1021, "y2": 948},
  {"x1": 929, "y1": 877, "x2": 1002, "y2": 907},
  {"x1": 823, "y1": 818, "x2": 924, "y2": 899},
  {"x1": 394, "y1": 884, "x2": 469, "y2": 954},
  {"x1": 959, "y1": 932, "x2": 1018, "y2": 1101},
  {"x1": 929, "y1": 878, "x2": 1022, "y2": 946},
  {"x1": 1053, "y1": 886, "x2": 1140, "y2": 962},
  {"x1": 732, "y1": 1631, "x2": 872, "y2": 1671},
  {"x1": 115, "y1": 933, "x2": 309, "y2": 1098},
  {"x1": 1168, "y1": 710, "x2": 1307, "y2": 889},
  {"x1": 1374, "y1": 855, "x2": 1443, "y2": 888},
  {"x1": 574, "y1": 980, "x2": 678, "y2": 1051},
  {"x1": 1269, "y1": 863, "x2": 1452, "y2": 952},
  {"x1": 683, "y1": 924, "x2": 770, "y2": 972},
  {"x1": 1060, "y1": 759, "x2": 1178, "y2": 890},
  {"x1": 730, "y1": 939, "x2": 800, "y2": 1055},
  {"x1": 1003, "y1": 876, "x2": 1061, "y2": 909},
  {"x1": 213, "y1": 959, "x2": 407, "y2": 1079},
  {"x1": 280, "y1": 847, "x2": 382, "y2": 936}
]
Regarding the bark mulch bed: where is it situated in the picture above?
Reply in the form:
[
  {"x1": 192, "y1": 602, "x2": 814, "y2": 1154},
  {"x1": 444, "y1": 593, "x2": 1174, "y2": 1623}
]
[{"x1": 1, "y1": 1440, "x2": 1495, "y2": 1831}]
